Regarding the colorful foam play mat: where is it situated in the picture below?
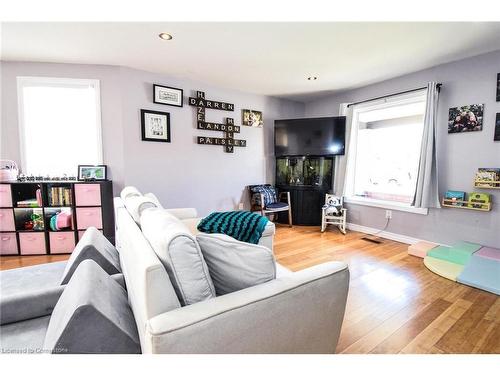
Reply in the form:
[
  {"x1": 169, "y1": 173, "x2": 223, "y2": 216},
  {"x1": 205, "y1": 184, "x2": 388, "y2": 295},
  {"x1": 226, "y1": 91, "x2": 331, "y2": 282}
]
[{"x1": 408, "y1": 241, "x2": 500, "y2": 295}]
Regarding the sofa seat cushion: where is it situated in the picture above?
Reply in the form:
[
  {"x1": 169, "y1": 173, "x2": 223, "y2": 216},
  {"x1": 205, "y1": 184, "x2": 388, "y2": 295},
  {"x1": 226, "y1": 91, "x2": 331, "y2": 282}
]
[
  {"x1": 266, "y1": 202, "x2": 289, "y2": 211},
  {"x1": 196, "y1": 233, "x2": 276, "y2": 295},
  {"x1": 0, "y1": 261, "x2": 67, "y2": 325},
  {"x1": 0, "y1": 315, "x2": 51, "y2": 354},
  {"x1": 43, "y1": 260, "x2": 141, "y2": 354},
  {"x1": 140, "y1": 208, "x2": 215, "y2": 306},
  {"x1": 276, "y1": 263, "x2": 293, "y2": 278},
  {"x1": 60, "y1": 227, "x2": 121, "y2": 284}
]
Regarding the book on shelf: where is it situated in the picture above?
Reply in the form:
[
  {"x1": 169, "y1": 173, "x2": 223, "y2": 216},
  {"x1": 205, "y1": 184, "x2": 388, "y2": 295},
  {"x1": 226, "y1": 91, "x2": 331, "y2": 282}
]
[
  {"x1": 17, "y1": 199, "x2": 39, "y2": 208},
  {"x1": 444, "y1": 190, "x2": 466, "y2": 206},
  {"x1": 49, "y1": 186, "x2": 72, "y2": 206}
]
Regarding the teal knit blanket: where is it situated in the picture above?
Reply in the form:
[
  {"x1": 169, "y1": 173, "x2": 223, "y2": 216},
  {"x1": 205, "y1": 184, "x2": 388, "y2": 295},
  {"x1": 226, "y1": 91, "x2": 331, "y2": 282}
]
[{"x1": 197, "y1": 211, "x2": 269, "y2": 244}]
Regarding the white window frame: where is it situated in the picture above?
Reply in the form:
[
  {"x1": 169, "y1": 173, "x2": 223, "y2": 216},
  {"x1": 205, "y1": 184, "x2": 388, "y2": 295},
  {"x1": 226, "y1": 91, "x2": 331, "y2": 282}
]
[
  {"x1": 16, "y1": 76, "x2": 103, "y2": 174},
  {"x1": 344, "y1": 90, "x2": 428, "y2": 215}
]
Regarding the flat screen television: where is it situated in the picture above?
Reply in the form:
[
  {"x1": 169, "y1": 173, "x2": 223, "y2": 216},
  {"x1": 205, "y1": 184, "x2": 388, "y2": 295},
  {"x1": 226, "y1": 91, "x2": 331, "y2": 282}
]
[{"x1": 274, "y1": 116, "x2": 346, "y2": 156}]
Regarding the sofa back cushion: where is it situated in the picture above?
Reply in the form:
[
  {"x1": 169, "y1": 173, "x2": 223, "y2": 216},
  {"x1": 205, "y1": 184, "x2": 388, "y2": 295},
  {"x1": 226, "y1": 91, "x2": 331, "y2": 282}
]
[
  {"x1": 144, "y1": 193, "x2": 164, "y2": 208},
  {"x1": 124, "y1": 196, "x2": 159, "y2": 224},
  {"x1": 115, "y1": 204, "x2": 180, "y2": 347},
  {"x1": 196, "y1": 233, "x2": 276, "y2": 295},
  {"x1": 141, "y1": 208, "x2": 215, "y2": 306},
  {"x1": 120, "y1": 186, "x2": 142, "y2": 201}
]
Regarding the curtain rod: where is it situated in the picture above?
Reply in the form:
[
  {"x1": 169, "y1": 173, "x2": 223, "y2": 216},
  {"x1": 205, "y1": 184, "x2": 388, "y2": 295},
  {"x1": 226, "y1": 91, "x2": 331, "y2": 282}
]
[{"x1": 346, "y1": 83, "x2": 442, "y2": 108}]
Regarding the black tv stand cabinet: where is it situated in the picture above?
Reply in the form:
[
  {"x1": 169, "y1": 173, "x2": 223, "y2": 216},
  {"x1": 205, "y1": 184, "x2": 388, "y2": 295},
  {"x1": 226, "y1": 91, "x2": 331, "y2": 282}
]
[{"x1": 276, "y1": 185, "x2": 329, "y2": 226}]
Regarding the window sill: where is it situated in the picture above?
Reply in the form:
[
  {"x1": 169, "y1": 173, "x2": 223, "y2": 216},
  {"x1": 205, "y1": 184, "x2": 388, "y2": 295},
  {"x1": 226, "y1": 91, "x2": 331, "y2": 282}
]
[{"x1": 344, "y1": 196, "x2": 428, "y2": 215}]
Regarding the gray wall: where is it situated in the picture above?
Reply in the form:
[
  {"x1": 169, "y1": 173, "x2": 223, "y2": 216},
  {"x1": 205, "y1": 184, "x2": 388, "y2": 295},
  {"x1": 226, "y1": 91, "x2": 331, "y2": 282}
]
[
  {"x1": 304, "y1": 50, "x2": 500, "y2": 247},
  {"x1": 0, "y1": 61, "x2": 304, "y2": 216}
]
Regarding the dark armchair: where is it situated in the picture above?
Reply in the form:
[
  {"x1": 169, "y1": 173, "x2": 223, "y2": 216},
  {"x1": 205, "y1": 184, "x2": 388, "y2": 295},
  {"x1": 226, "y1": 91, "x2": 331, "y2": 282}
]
[{"x1": 248, "y1": 184, "x2": 292, "y2": 227}]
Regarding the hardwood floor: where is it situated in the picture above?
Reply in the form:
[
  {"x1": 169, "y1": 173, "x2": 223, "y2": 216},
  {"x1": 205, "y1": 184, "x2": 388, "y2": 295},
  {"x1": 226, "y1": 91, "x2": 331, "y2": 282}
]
[
  {"x1": 1, "y1": 225, "x2": 498, "y2": 354},
  {"x1": 273, "y1": 225, "x2": 499, "y2": 354}
]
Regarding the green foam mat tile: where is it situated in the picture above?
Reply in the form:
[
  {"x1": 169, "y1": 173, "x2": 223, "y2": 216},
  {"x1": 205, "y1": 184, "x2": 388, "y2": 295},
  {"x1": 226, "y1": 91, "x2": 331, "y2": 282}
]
[{"x1": 427, "y1": 241, "x2": 481, "y2": 266}]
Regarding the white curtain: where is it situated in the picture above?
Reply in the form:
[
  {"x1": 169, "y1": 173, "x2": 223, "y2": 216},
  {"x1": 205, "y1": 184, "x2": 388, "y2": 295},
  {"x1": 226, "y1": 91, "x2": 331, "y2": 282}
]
[
  {"x1": 333, "y1": 103, "x2": 353, "y2": 196},
  {"x1": 412, "y1": 82, "x2": 441, "y2": 208}
]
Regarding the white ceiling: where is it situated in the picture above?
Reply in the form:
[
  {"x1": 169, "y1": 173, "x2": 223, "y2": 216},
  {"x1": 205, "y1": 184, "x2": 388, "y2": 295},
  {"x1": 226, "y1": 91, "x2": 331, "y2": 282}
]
[{"x1": 2, "y1": 22, "x2": 500, "y2": 102}]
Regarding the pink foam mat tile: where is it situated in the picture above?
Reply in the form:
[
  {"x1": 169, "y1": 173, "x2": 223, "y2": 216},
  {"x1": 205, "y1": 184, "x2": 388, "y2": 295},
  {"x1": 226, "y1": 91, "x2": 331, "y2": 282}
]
[
  {"x1": 474, "y1": 247, "x2": 500, "y2": 261},
  {"x1": 408, "y1": 241, "x2": 439, "y2": 258}
]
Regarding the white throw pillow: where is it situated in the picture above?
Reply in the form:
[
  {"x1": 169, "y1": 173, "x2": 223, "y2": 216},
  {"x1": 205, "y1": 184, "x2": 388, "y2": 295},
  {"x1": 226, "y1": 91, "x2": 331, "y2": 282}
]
[
  {"x1": 196, "y1": 233, "x2": 277, "y2": 295},
  {"x1": 140, "y1": 208, "x2": 216, "y2": 306}
]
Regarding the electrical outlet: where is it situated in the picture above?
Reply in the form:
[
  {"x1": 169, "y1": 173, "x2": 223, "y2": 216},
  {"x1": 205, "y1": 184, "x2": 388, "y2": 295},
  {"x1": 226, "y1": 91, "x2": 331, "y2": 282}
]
[
  {"x1": 385, "y1": 210, "x2": 392, "y2": 219},
  {"x1": 238, "y1": 203, "x2": 244, "y2": 210}
]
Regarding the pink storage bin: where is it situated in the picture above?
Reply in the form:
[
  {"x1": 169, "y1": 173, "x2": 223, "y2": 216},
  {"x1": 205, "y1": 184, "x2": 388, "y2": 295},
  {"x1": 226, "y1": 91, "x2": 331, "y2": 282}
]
[
  {"x1": 78, "y1": 229, "x2": 102, "y2": 241},
  {"x1": 0, "y1": 233, "x2": 18, "y2": 255},
  {"x1": 75, "y1": 184, "x2": 101, "y2": 206},
  {"x1": 0, "y1": 185, "x2": 13, "y2": 207},
  {"x1": 0, "y1": 209, "x2": 15, "y2": 231},
  {"x1": 19, "y1": 232, "x2": 46, "y2": 255},
  {"x1": 76, "y1": 207, "x2": 102, "y2": 230},
  {"x1": 49, "y1": 232, "x2": 76, "y2": 254}
]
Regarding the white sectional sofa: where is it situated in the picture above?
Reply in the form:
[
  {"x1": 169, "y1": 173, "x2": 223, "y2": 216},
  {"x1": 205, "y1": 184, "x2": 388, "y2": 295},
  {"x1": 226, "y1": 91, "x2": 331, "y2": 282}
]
[{"x1": 114, "y1": 190, "x2": 350, "y2": 354}]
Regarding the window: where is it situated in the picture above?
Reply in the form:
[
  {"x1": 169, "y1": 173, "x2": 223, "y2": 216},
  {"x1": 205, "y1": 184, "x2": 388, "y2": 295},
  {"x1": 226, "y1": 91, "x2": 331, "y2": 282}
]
[
  {"x1": 17, "y1": 77, "x2": 102, "y2": 177},
  {"x1": 344, "y1": 90, "x2": 428, "y2": 214}
]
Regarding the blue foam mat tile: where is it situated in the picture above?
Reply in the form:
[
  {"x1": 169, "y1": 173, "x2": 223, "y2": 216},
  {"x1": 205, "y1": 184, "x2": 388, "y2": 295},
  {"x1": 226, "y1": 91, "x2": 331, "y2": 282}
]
[{"x1": 457, "y1": 256, "x2": 500, "y2": 296}]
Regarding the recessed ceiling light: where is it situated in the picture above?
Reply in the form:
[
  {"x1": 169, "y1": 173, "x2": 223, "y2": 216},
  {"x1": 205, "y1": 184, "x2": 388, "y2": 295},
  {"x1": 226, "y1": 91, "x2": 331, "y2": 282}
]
[
  {"x1": 158, "y1": 33, "x2": 173, "y2": 40},
  {"x1": 307, "y1": 76, "x2": 318, "y2": 81}
]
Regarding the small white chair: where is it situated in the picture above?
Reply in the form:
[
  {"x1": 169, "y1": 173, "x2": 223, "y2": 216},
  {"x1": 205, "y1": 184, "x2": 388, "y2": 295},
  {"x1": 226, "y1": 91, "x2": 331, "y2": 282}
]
[{"x1": 321, "y1": 194, "x2": 347, "y2": 234}]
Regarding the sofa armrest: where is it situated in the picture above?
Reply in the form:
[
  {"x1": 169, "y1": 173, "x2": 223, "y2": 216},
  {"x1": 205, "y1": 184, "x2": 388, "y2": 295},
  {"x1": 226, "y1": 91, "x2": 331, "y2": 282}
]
[
  {"x1": 144, "y1": 261, "x2": 349, "y2": 353},
  {"x1": 164, "y1": 208, "x2": 198, "y2": 220}
]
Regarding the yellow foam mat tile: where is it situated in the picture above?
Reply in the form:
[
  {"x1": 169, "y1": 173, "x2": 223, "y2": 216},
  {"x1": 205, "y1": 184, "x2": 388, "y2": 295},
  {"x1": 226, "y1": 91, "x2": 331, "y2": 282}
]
[{"x1": 424, "y1": 256, "x2": 465, "y2": 282}]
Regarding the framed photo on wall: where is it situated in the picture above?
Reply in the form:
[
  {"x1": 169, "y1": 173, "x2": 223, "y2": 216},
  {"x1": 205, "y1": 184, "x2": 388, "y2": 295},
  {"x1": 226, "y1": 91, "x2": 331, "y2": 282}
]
[
  {"x1": 153, "y1": 84, "x2": 183, "y2": 107},
  {"x1": 78, "y1": 165, "x2": 107, "y2": 181},
  {"x1": 141, "y1": 109, "x2": 171, "y2": 142},
  {"x1": 242, "y1": 109, "x2": 263, "y2": 127},
  {"x1": 495, "y1": 113, "x2": 500, "y2": 141},
  {"x1": 448, "y1": 104, "x2": 484, "y2": 133},
  {"x1": 496, "y1": 73, "x2": 500, "y2": 102}
]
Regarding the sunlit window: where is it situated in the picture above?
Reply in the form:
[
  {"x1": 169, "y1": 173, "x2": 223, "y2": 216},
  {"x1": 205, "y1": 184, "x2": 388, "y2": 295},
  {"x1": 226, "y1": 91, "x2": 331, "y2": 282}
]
[
  {"x1": 345, "y1": 91, "x2": 426, "y2": 208},
  {"x1": 17, "y1": 77, "x2": 102, "y2": 177}
]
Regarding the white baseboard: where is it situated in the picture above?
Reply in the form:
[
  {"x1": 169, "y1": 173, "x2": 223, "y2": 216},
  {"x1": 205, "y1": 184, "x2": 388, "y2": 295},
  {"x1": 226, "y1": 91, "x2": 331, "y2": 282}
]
[{"x1": 346, "y1": 222, "x2": 422, "y2": 245}]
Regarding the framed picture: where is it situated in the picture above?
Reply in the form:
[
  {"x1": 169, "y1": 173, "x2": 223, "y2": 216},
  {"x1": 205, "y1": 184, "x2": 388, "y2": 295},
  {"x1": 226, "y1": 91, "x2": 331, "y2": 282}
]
[
  {"x1": 141, "y1": 109, "x2": 171, "y2": 142},
  {"x1": 495, "y1": 113, "x2": 500, "y2": 141},
  {"x1": 496, "y1": 73, "x2": 500, "y2": 102},
  {"x1": 242, "y1": 109, "x2": 263, "y2": 127},
  {"x1": 153, "y1": 84, "x2": 183, "y2": 107},
  {"x1": 448, "y1": 104, "x2": 484, "y2": 133},
  {"x1": 78, "y1": 165, "x2": 107, "y2": 181}
]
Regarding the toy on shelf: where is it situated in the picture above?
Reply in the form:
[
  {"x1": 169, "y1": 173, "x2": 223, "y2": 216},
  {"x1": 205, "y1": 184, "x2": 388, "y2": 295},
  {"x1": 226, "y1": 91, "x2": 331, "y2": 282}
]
[
  {"x1": 321, "y1": 194, "x2": 347, "y2": 234},
  {"x1": 474, "y1": 168, "x2": 500, "y2": 189}
]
